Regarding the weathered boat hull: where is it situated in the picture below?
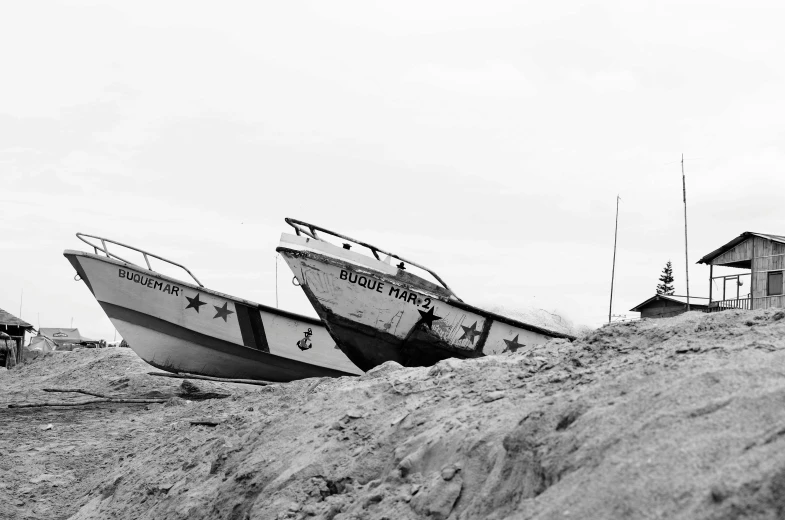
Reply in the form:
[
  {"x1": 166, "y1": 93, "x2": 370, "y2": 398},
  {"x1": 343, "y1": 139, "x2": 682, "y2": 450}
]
[
  {"x1": 64, "y1": 250, "x2": 362, "y2": 381},
  {"x1": 277, "y1": 233, "x2": 574, "y2": 371}
]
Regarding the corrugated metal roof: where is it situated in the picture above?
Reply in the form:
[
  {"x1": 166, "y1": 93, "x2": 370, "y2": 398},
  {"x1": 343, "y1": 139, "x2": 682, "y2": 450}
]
[
  {"x1": 630, "y1": 294, "x2": 710, "y2": 312},
  {"x1": 697, "y1": 232, "x2": 785, "y2": 265},
  {"x1": 0, "y1": 307, "x2": 33, "y2": 329}
]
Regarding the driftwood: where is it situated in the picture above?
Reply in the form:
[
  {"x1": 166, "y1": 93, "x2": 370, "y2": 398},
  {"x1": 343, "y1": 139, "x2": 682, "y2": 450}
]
[
  {"x1": 189, "y1": 418, "x2": 223, "y2": 427},
  {"x1": 389, "y1": 378, "x2": 442, "y2": 396},
  {"x1": 43, "y1": 387, "x2": 167, "y2": 401},
  {"x1": 6, "y1": 387, "x2": 169, "y2": 408},
  {"x1": 147, "y1": 371, "x2": 275, "y2": 387},
  {"x1": 306, "y1": 377, "x2": 329, "y2": 394},
  {"x1": 43, "y1": 388, "x2": 113, "y2": 399},
  {"x1": 9, "y1": 398, "x2": 167, "y2": 408}
]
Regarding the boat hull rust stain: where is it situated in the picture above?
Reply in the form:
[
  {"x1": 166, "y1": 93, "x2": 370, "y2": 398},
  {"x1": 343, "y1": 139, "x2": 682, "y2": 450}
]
[
  {"x1": 277, "y1": 232, "x2": 574, "y2": 370},
  {"x1": 63, "y1": 249, "x2": 362, "y2": 381}
]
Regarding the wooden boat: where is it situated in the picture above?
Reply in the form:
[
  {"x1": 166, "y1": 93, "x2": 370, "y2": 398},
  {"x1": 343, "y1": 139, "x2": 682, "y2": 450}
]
[
  {"x1": 276, "y1": 219, "x2": 576, "y2": 371},
  {"x1": 64, "y1": 233, "x2": 362, "y2": 381}
]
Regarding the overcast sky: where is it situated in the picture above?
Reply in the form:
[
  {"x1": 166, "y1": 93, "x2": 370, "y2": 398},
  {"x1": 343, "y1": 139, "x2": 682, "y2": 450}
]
[{"x1": 2, "y1": 0, "x2": 784, "y2": 340}]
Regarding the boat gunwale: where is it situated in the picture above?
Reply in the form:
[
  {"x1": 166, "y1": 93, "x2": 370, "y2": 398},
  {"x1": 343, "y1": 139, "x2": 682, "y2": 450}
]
[
  {"x1": 64, "y1": 249, "x2": 324, "y2": 327},
  {"x1": 276, "y1": 245, "x2": 577, "y2": 341}
]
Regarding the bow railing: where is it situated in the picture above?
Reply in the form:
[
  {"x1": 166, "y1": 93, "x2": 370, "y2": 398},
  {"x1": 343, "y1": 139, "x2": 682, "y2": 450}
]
[
  {"x1": 284, "y1": 218, "x2": 460, "y2": 300},
  {"x1": 76, "y1": 233, "x2": 204, "y2": 287}
]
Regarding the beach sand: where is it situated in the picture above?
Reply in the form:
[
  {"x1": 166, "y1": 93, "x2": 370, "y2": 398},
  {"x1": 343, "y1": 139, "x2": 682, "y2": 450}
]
[{"x1": 2, "y1": 308, "x2": 785, "y2": 519}]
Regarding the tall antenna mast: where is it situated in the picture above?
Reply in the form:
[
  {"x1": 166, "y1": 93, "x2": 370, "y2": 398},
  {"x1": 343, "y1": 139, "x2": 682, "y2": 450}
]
[
  {"x1": 275, "y1": 255, "x2": 279, "y2": 309},
  {"x1": 682, "y1": 154, "x2": 691, "y2": 311},
  {"x1": 609, "y1": 195, "x2": 621, "y2": 324}
]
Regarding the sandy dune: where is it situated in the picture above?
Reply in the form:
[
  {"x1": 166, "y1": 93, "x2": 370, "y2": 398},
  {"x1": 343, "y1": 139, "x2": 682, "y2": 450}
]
[{"x1": 2, "y1": 308, "x2": 785, "y2": 519}]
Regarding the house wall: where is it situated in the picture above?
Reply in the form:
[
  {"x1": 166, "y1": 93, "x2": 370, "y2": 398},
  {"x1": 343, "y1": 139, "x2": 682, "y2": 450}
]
[
  {"x1": 641, "y1": 300, "x2": 689, "y2": 319},
  {"x1": 0, "y1": 338, "x2": 17, "y2": 368},
  {"x1": 752, "y1": 236, "x2": 785, "y2": 309},
  {"x1": 1, "y1": 325, "x2": 28, "y2": 364},
  {"x1": 712, "y1": 239, "x2": 753, "y2": 265},
  {"x1": 639, "y1": 299, "x2": 709, "y2": 319}
]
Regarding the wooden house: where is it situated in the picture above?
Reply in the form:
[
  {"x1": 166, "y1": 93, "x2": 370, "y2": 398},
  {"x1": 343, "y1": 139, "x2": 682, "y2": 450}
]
[
  {"x1": 697, "y1": 232, "x2": 785, "y2": 311},
  {"x1": 630, "y1": 294, "x2": 709, "y2": 319},
  {"x1": 0, "y1": 307, "x2": 34, "y2": 365}
]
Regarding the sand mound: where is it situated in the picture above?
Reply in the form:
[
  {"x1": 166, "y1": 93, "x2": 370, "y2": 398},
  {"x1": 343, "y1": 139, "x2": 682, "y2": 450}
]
[{"x1": 3, "y1": 309, "x2": 785, "y2": 519}]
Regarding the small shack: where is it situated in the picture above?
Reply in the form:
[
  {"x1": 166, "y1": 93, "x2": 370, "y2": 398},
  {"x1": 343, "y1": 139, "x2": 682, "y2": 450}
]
[
  {"x1": 0, "y1": 307, "x2": 34, "y2": 366},
  {"x1": 697, "y1": 232, "x2": 785, "y2": 311},
  {"x1": 38, "y1": 328, "x2": 98, "y2": 349},
  {"x1": 630, "y1": 294, "x2": 709, "y2": 319}
]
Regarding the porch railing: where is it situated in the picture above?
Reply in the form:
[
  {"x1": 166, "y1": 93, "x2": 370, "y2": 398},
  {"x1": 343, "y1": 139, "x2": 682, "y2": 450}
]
[{"x1": 706, "y1": 298, "x2": 751, "y2": 313}]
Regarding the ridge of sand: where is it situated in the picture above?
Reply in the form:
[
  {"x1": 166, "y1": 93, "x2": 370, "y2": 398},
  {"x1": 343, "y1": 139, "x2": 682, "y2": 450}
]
[{"x1": 2, "y1": 309, "x2": 785, "y2": 519}]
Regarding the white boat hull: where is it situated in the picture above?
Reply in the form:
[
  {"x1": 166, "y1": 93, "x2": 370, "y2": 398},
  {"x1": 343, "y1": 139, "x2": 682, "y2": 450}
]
[{"x1": 65, "y1": 250, "x2": 362, "y2": 381}]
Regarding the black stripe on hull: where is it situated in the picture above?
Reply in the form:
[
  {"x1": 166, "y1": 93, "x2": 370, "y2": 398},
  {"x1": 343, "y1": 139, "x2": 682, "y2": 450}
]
[
  {"x1": 99, "y1": 301, "x2": 355, "y2": 382},
  {"x1": 235, "y1": 303, "x2": 270, "y2": 352}
]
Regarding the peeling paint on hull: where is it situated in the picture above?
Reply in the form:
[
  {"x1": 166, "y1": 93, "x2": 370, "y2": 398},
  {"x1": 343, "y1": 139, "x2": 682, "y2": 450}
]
[
  {"x1": 277, "y1": 232, "x2": 575, "y2": 370},
  {"x1": 64, "y1": 250, "x2": 362, "y2": 381}
]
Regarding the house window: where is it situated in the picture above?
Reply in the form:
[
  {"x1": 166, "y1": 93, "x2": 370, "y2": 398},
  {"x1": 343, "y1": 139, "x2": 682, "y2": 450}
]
[{"x1": 767, "y1": 271, "x2": 783, "y2": 296}]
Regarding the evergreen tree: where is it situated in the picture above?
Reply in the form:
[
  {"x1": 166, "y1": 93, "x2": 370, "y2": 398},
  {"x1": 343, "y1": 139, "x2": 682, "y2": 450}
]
[{"x1": 656, "y1": 261, "x2": 675, "y2": 295}]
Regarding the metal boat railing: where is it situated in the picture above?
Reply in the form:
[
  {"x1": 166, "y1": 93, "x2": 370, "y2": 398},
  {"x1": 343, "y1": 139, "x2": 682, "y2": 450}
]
[
  {"x1": 284, "y1": 218, "x2": 461, "y2": 300},
  {"x1": 76, "y1": 233, "x2": 204, "y2": 287}
]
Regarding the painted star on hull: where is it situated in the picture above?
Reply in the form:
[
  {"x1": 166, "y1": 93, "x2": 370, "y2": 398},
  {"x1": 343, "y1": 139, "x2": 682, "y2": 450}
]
[
  {"x1": 503, "y1": 334, "x2": 526, "y2": 353},
  {"x1": 185, "y1": 293, "x2": 207, "y2": 313},
  {"x1": 213, "y1": 302, "x2": 235, "y2": 322},
  {"x1": 417, "y1": 307, "x2": 442, "y2": 330},
  {"x1": 459, "y1": 321, "x2": 481, "y2": 344}
]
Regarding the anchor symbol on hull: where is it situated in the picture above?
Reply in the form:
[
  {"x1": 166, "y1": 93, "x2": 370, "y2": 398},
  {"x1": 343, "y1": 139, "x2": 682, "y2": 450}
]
[{"x1": 297, "y1": 328, "x2": 314, "y2": 351}]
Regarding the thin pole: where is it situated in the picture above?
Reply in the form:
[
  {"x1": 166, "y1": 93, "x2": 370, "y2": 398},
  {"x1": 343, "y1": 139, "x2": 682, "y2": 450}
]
[
  {"x1": 682, "y1": 154, "x2": 690, "y2": 311},
  {"x1": 609, "y1": 195, "x2": 621, "y2": 324},
  {"x1": 275, "y1": 255, "x2": 279, "y2": 309}
]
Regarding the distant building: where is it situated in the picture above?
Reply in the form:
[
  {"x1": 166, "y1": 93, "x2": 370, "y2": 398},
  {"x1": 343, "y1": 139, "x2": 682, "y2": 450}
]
[
  {"x1": 630, "y1": 294, "x2": 709, "y2": 319},
  {"x1": 38, "y1": 328, "x2": 98, "y2": 349},
  {"x1": 0, "y1": 307, "x2": 34, "y2": 365},
  {"x1": 697, "y1": 232, "x2": 785, "y2": 311}
]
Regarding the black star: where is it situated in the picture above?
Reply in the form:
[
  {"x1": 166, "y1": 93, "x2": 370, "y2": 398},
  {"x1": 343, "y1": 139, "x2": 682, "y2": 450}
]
[
  {"x1": 213, "y1": 302, "x2": 235, "y2": 322},
  {"x1": 459, "y1": 321, "x2": 481, "y2": 344},
  {"x1": 185, "y1": 294, "x2": 207, "y2": 313},
  {"x1": 503, "y1": 334, "x2": 526, "y2": 353},
  {"x1": 417, "y1": 307, "x2": 442, "y2": 330}
]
